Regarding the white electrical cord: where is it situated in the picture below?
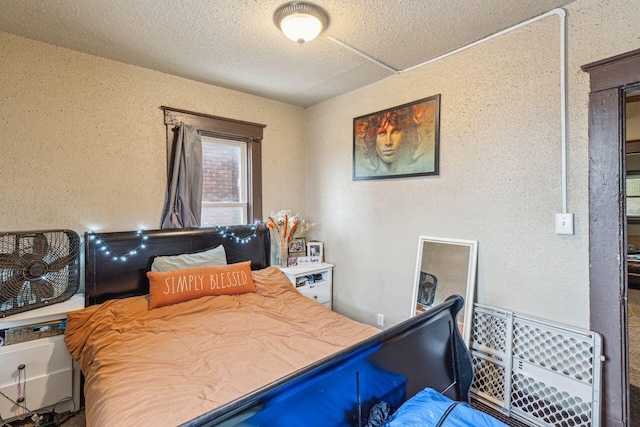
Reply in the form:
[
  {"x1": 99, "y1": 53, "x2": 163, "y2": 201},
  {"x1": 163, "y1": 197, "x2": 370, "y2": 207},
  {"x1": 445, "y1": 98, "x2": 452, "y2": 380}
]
[{"x1": 328, "y1": 8, "x2": 569, "y2": 214}]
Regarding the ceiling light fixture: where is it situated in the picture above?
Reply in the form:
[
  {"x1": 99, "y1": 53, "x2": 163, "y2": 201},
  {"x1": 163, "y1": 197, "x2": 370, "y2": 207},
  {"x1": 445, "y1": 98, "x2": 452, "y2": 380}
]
[{"x1": 274, "y1": 2, "x2": 329, "y2": 44}]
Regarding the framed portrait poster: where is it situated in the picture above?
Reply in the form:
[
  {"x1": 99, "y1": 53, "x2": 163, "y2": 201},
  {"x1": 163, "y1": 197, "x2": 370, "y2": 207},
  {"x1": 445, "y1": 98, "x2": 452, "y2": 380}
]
[{"x1": 353, "y1": 95, "x2": 440, "y2": 180}]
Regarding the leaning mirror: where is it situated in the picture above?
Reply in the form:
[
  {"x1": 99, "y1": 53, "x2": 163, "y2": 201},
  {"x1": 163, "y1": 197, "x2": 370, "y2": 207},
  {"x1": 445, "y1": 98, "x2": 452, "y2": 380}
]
[{"x1": 411, "y1": 236, "x2": 478, "y2": 346}]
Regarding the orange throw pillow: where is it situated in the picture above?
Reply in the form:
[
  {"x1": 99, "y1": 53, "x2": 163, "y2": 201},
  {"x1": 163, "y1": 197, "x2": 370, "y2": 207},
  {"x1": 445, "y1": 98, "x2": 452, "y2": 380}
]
[{"x1": 146, "y1": 261, "x2": 255, "y2": 309}]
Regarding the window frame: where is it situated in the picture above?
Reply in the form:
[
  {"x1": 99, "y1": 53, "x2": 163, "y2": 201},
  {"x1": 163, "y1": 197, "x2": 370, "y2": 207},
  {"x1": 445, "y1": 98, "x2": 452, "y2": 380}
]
[{"x1": 162, "y1": 106, "x2": 265, "y2": 224}]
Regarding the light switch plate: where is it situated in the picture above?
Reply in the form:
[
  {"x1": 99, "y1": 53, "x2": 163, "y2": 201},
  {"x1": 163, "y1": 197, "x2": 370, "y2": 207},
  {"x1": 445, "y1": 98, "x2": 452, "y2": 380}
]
[{"x1": 555, "y1": 213, "x2": 574, "y2": 235}]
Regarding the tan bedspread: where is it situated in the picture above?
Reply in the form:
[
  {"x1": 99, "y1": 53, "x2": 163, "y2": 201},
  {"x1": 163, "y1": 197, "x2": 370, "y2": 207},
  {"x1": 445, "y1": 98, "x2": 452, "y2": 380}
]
[{"x1": 65, "y1": 266, "x2": 377, "y2": 426}]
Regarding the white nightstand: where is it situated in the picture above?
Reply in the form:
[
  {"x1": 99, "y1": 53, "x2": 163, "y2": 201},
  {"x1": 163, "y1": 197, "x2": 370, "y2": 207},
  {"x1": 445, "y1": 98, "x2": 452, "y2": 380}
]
[
  {"x1": 0, "y1": 294, "x2": 84, "y2": 420},
  {"x1": 279, "y1": 263, "x2": 334, "y2": 310}
]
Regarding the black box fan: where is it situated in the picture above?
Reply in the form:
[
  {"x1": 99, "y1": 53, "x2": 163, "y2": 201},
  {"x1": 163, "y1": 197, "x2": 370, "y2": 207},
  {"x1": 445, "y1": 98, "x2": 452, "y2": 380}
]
[{"x1": 0, "y1": 230, "x2": 80, "y2": 317}]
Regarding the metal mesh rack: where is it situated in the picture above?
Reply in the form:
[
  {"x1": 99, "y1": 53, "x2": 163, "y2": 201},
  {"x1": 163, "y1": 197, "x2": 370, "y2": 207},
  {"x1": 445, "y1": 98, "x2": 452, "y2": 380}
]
[{"x1": 470, "y1": 304, "x2": 603, "y2": 427}]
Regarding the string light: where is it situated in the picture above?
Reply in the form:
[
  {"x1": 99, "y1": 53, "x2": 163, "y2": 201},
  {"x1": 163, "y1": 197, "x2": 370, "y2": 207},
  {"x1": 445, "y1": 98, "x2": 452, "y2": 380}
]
[
  {"x1": 216, "y1": 225, "x2": 259, "y2": 243},
  {"x1": 88, "y1": 230, "x2": 148, "y2": 262},
  {"x1": 88, "y1": 225, "x2": 260, "y2": 262}
]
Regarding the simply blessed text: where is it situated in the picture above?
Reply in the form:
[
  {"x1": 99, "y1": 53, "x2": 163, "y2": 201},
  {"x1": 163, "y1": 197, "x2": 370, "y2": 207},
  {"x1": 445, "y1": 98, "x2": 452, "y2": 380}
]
[{"x1": 163, "y1": 271, "x2": 249, "y2": 294}]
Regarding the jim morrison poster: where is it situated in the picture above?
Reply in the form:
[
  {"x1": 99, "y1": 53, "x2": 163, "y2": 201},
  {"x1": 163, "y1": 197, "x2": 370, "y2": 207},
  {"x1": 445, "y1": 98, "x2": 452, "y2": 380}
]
[{"x1": 353, "y1": 95, "x2": 440, "y2": 180}]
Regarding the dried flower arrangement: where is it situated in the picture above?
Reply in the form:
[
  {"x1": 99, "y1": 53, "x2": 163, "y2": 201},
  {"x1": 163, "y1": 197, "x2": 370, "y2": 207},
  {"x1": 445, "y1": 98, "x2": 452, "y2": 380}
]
[{"x1": 266, "y1": 210, "x2": 315, "y2": 267}]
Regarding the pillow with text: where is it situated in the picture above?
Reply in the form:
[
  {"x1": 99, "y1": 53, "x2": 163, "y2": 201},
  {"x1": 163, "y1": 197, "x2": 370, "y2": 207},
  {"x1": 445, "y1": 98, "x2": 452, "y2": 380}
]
[{"x1": 147, "y1": 261, "x2": 254, "y2": 309}]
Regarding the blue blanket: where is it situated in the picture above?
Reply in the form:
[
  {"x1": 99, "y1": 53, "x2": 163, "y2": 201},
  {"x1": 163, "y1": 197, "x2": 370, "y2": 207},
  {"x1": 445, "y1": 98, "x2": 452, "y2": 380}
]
[{"x1": 387, "y1": 388, "x2": 506, "y2": 426}]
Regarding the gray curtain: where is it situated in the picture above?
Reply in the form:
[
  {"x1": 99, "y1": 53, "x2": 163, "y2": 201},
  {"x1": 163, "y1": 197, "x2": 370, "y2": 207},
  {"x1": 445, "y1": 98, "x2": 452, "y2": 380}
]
[{"x1": 161, "y1": 123, "x2": 203, "y2": 229}]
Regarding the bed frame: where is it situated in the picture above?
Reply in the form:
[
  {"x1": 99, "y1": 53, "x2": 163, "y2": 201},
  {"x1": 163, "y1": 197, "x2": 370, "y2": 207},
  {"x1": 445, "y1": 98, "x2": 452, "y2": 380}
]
[
  {"x1": 85, "y1": 224, "x2": 270, "y2": 306},
  {"x1": 84, "y1": 224, "x2": 473, "y2": 426}
]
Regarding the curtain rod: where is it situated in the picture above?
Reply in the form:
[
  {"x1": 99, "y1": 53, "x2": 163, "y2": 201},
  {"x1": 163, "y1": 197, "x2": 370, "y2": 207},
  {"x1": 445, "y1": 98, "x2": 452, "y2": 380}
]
[{"x1": 171, "y1": 126, "x2": 261, "y2": 143}]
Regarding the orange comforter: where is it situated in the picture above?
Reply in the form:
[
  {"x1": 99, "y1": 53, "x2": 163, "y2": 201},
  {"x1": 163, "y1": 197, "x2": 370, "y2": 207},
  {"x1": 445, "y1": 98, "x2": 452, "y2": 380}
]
[{"x1": 65, "y1": 266, "x2": 377, "y2": 426}]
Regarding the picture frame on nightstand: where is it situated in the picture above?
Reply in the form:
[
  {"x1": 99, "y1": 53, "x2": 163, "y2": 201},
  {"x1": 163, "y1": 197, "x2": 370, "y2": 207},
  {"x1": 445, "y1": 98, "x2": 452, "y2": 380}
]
[
  {"x1": 288, "y1": 237, "x2": 306, "y2": 256},
  {"x1": 289, "y1": 237, "x2": 307, "y2": 256},
  {"x1": 307, "y1": 241, "x2": 323, "y2": 260}
]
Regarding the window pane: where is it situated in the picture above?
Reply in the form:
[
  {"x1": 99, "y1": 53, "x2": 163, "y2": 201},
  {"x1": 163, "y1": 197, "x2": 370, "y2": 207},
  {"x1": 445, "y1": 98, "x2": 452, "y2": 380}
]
[
  {"x1": 628, "y1": 177, "x2": 640, "y2": 197},
  {"x1": 202, "y1": 139, "x2": 244, "y2": 203},
  {"x1": 201, "y1": 205, "x2": 245, "y2": 227},
  {"x1": 628, "y1": 177, "x2": 640, "y2": 216},
  {"x1": 200, "y1": 136, "x2": 248, "y2": 225},
  {"x1": 629, "y1": 197, "x2": 640, "y2": 217}
]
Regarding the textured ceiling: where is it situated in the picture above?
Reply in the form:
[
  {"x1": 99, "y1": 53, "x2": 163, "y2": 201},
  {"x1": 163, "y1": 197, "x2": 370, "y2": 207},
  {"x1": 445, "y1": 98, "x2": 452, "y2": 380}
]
[{"x1": 0, "y1": 0, "x2": 574, "y2": 107}]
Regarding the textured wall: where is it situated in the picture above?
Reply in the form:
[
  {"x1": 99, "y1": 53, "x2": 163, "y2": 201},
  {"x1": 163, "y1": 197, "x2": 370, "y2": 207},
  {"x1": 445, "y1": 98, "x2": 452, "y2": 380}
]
[
  {"x1": 0, "y1": 31, "x2": 307, "y2": 234},
  {"x1": 304, "y1": 0, "x2": 640, "y2": 328}
]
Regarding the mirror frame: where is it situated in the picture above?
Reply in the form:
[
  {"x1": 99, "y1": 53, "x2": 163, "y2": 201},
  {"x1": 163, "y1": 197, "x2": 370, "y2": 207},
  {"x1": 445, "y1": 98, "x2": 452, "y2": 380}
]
[{"x1": 410, "y1": 236, "x2": 478, "y2": 347}]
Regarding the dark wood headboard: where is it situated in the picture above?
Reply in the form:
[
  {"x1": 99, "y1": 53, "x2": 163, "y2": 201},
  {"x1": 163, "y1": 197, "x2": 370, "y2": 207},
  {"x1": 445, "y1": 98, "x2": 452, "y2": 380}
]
[{"x1": 85, "y1": 224, "x2": 270, "y2": 306}]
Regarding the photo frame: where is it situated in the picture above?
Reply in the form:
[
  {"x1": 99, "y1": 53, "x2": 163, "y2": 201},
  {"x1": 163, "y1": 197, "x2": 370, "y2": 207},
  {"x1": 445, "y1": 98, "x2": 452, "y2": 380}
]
[
  {"x1": 410, "y1": 236, "x2": 478, "y2": 347},
  {"x1": 288, "y1": 237, "x2": 306, "y2": 256},
  {"x1": 353, "y1": 95, "x2": 440, "y2": 180},
  {"x1": 287, "y1": 257, "x2": 298, "y2": 267},
  {"x1": 307, "y1": 241, "x2": 323, "y2": 260}
]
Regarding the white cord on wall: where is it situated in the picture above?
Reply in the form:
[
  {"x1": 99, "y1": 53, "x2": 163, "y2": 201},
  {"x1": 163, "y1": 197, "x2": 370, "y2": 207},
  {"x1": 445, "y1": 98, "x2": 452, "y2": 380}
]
[{"x1": 328, "y1": 8, "x2": 572, "y2": 232}]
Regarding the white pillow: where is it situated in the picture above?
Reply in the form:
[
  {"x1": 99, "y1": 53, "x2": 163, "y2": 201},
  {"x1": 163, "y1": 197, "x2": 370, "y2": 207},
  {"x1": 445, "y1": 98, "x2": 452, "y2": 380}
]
[{"x1": 150, "y1": 245, "x2": 227, "y2": 272}]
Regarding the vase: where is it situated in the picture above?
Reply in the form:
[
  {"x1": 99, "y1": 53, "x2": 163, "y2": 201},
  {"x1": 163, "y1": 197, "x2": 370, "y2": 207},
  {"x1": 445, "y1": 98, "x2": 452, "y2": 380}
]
[
  {"x1": 277, "y1": 240, "x2": 288, "y2": 268},
  {"x1": 269, "y1": 229, "x2": 289, "y2": 267}
]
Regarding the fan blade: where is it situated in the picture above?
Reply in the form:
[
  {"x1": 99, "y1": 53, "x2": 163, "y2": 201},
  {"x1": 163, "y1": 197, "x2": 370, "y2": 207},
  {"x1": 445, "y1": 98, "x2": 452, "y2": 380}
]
[
  {"x1": 48, "y1": 253, "x2": 76, "y2": 271},
  {"x1": 31, "y1": 278, "x2": 55, "y2": 301},
  {"x1": 33, "y1": 233, "x2": 49, "y2": 260},
  {"x1": 0, "y1": 274, "x2": 25, "y2": 303},
  {"x1": 0, "y1": 252, "x2": 20, "y2": 269}
]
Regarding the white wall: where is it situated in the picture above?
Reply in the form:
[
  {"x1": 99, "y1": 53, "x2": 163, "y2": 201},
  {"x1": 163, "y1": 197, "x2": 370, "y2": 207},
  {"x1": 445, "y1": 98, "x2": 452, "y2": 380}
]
[
  {"x1": 305, "y1": 0, "x2": 640, "y2": 329},
  {"x1": 0, "y1": 31, "x2": 308, "y2": 234}
]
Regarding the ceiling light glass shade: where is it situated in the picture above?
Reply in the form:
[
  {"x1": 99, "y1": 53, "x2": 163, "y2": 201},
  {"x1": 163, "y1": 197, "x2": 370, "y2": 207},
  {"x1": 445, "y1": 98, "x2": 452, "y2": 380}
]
[
  {"x1": 274, "y1": 2, "x2": 329, "y2": 44},
  {"x1": 280, "y1": 13, "x2": 323, "y2": 43}
]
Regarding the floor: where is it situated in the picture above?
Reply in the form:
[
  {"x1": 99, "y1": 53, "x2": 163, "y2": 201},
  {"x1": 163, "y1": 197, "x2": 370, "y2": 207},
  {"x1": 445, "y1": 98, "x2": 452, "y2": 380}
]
[
  {"x1": 471, "y1": 400, "x2": 529, "y2": 427},
  {"x1": 3, "y1": 409, "x2": 85, "y2": 427},
  {"x1": 56, "y1": 410, "x2": 84, "y2": 427}
]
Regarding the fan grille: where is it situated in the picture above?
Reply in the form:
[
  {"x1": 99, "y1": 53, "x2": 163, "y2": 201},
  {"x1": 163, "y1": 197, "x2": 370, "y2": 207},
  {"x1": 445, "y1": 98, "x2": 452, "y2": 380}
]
[{"x1": 0, "y1": 230, "x2": 80, "y2": 317}]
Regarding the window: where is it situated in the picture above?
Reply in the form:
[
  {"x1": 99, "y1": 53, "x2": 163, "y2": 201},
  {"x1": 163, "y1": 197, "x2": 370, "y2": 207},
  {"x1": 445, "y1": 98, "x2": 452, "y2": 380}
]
[
  {"x1": 201, "y1": 136, "x2": 248, "y2": 226},
  {"x1": 627, "y1": 175, "x2": 640, "y2": 217},
  {"x1": 162, "y1": 106, "x2": 265, "y2": 225}
]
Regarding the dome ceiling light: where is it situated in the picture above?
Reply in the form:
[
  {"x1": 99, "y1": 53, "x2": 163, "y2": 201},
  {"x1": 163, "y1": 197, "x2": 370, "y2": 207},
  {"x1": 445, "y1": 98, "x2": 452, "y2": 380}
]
[{"x1": 274, "y1": 2, "x2": 330, "y2": 44}]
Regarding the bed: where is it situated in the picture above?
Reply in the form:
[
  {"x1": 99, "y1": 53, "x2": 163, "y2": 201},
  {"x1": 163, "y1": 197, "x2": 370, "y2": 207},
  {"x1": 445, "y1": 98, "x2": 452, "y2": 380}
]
[{"x1": 65, "y1": 224, "x2": 475, "y2": 426}]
